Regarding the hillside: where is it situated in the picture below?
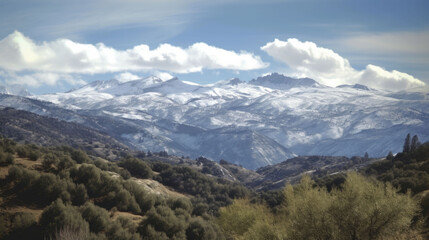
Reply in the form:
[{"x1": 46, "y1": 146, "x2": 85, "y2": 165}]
[
  {"x1": 0, "y1": 107, "x2": 129, "y2": 160},
  {"x1": 0, "y1": 106, "x2": 403, "y2": 192},
  {"x1": 252, "y1": 155, "x2": 381, "y2": 190},
  {"x1": 0, "y1": 137, "x2": 249, "y2": 239},
  {"x1": 0, "y1": 132, "x2": 427, "y2": 239}
]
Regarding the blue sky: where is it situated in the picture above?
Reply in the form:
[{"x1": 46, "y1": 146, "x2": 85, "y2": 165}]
[{"x1": 0, "y1": 0, "x2": 428, "y2": 94}]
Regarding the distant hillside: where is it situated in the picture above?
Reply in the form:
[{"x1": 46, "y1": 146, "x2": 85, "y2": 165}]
[
  {"x1": 247, "y1": 155, "x2": 380, "y2": 190},
  {"x1": 0, "y1": 107, "x2": 128, "y2": 160}
]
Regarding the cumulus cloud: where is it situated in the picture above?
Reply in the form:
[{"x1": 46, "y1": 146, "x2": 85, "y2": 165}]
[
  {"x1": 358, "y1": 65, "x2": 425, "y2": 91},
  {"x1": 0, "y1": 31, "x2": 267, "y2": 75},
  {"x1": 261, "y1": 38, "x2": 425, "y2": 91}
]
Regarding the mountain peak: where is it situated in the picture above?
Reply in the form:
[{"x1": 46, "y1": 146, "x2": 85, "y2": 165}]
[
  {"x1": 249, "y1": 73, "x2": 320, "y2": 90},
  {"x1": 337, "y1": 83, "x2": 370, "y2": 91},
  {"x1": 0, "y1": 85, "x2": 32, "y2": 96},
  {"x1": 227, "y1": 78, "x2": 244, "y2": 85}
]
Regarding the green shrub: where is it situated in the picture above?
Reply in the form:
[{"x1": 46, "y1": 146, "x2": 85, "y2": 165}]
[
  {"x1": 42, "y1": 153, "x2": 60, "y2": 170},
  {"x1": 0, "y1": 151, "x2": 14, "y2": 166},
  {"x1": 122, "y1": 180, "x2": 155, "y2": 213},
  {"x1": 71, "y1": 149, "x2": 90, "y2": 164},
  {"x1": 218, "y1": 173, "x2": 420, "y2": 240},
  {"x1": 12, "y1": 212, "x2": 36, "y2": 230},
  {"x1": 138, "y1": 205, "x2": 188, "y2": 239},
  {"x1": 80, "y1": 202, "x2": 109, "y2": 233},
  {"x1": 106, "y1": 220, "x2": 141, "y2": 240},
  {"x1": 57, "y1": 155, "x2": 76, "y2": 171},
  {"x1": 28, "y1": 149, "x2": 41, "y2": 161},
  {"x1": 119, "y1": 158, "x2": 152, "y2": 179},
  {"x1": 40, "y1": 199, "x2": 89, "y2": 238},
  {"x1": 186, "y1": 217, "x2": 221, "y2": 240}
]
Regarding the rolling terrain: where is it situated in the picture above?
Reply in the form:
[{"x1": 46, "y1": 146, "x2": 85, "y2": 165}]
[{"x1": 1, "y1": 73, "x2": 429, "y2": 169}]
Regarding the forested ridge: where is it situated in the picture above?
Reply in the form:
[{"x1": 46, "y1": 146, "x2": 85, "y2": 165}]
[{"x1": 0, "y1": 135, "x2": 428, "y2": 239}]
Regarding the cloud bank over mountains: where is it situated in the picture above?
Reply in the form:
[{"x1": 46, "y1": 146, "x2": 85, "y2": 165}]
[
  {"x1": 261, "y1": 38, "x2": 425, "y2": 91},
  {"x1": 0, "y1": 31, "x2": 425, "y2": 92},
  {"x1": 0, "y1": 31, "x2": 266, "y2": 73}
]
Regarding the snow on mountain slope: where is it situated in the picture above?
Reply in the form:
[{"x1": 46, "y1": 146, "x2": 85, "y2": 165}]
[{"x1": 27, "y1": 73, "x2": 429, "y2": 169}]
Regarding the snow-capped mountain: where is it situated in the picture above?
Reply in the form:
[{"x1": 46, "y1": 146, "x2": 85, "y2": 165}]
[
  {"x1": 3, "y1": 73, "x2": 428, "y2": 169},
  {"x1": 0, "y1": 85, "x2": 31, "y2": 96}
]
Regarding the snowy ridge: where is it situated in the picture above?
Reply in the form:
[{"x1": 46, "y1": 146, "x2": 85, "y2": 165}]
[{"x1": 22, "y1": 73, "x2": 429, "y2": 169}]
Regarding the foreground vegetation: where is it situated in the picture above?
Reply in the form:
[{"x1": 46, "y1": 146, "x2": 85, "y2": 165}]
[
  {"x1": 0, "y1": 135, "x2": 428, "y2": 239},
  {"x1": 0, "y1": 138, "x2": 242, "y2": 239},
  {"x1": 219, "y1": 173, "x2": 420, "y2": 240}
]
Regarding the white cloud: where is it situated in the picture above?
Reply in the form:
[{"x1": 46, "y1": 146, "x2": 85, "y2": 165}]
[
  {"x1": 358, "y1": 65, "x2": 425, "y2": 91},
  {"x1": 153, "y1": 71, "x2": 174, "y2": 81},
  {"x1": 114, "y1": 72, "x2": 141, "y2": 83},
  {"x1": 1, "y1": 71, "x2": 85, "y2": 88},
  {"x1": 0, "y1": 31, "x2": 267, "y2": 75},
  {"x1": 261, "y1": 38, "x2": 425, "y2": 91}
]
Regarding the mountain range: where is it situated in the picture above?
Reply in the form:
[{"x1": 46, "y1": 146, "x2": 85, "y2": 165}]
[{"x1": 1, "y1": 73, "x2": 428, "y2": 169}]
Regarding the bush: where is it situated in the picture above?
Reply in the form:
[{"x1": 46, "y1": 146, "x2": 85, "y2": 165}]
[
  {"x1": 186, "y1": 217, "x2": 221, "y2": 240},
  {"x1": 57, "y1": 155, "x2": 76, "y2": 171},
  {"x1": 28, "y1": 149, "x2": 41, "y2": 161},
  {"x1": 71, "y1": 149, "x2": 90, "y2": 164},
  {"x1": 0, "y1": 151, "x2": 14, "y2": 166},
  {"x1": 39, "y1": 199, "x2": 89, "y2": 238},
  {"x1": 119, "y1": 158, "x2": 152, "y2": 179},
  {"x1": 218, "y1": 173, "x2": 420, "y2": 240},
  {"x1": 80, "y1": 202, "x2": 109, "y2": 233},
  {"x1": 12, "y1": 212, "x2": 36, "y2": 230},
  {"x1": 42, "y1": 153, "x2": 59, "y2": 170},
  {"x1": 122, "y1": 180, "x2": 155, "y2": 213},
  {"x1": 329, "y1": 173, "x2": 419, "y2": 239},
  {"x1": 16, "y1": 146, "x2": 29, "y2": 158},
  {"x1": 71, "y1": 184, "x2": 88, "y2": 206},
  {"x1": 218, "y1": 199, "x2": 276, "y2": 238},
  {"x1": 138, "y1": 205, "x2": 188, "y2": 239},
  {"x1": 106, "y1": 220, "x2": 141, "y2": 240}
]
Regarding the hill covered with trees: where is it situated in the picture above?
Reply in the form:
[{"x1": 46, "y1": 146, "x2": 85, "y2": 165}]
[
  {"x1": 1, "y1": 133, "x2": 428, "y2": 239},
  {"x1": 0, "y1": 137, "x2": 247, "y2": 239}
]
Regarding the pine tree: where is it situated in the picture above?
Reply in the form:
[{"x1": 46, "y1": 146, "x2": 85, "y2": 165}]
[
  {"x1": 403, "y1": 133, "x2": 411, "y2": 153},
  {"x1": 410, "y1": 135, "x2": 420, "y2": 152}
]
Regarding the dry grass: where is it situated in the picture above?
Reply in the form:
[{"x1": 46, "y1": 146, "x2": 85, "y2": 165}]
[
  {"x1": 133, "y1": 178, "x2": 188, "y2": 199},
  {"x1": 51, "y1": 225, "x2": 88, "y2": 240},
  {"x1": 14, "y1": 156, "x2": 42, "y2": 169},
  {"x1": 0, "y1": 156, "x2": 42, "y2": 179},
  {"x1": 0, "y1": 206, "x2": 43, "y2": 220},
  {"x1": 0, "y1": 166, "x2": 10, "y2": 179},
  {"x1": 110, "y1": 210, "x2": 145, "y2": 224}
]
